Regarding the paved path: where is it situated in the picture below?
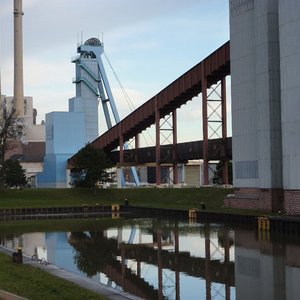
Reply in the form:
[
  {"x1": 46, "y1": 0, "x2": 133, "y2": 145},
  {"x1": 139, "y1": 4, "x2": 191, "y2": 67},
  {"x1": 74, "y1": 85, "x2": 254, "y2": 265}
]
[{"x1": 0, "y1": 246, "x2": 142, "y2": 300}]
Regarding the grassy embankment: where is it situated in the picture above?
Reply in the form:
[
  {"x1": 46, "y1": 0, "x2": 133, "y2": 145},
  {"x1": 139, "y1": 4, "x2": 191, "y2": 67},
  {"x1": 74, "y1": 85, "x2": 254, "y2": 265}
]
[
  {"x1": 0, "y1": 186, "x2": 263, "y2": 215},
  {"x1": 0, "y1": 252, "x2": 108, "y2": 300}
]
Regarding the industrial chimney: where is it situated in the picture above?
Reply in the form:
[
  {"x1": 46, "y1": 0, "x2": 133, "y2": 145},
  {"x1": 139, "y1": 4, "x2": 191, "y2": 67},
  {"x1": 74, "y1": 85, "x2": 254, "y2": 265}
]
[{"x1": 13, "y1": 0, "x2": 24, "y2": 116}]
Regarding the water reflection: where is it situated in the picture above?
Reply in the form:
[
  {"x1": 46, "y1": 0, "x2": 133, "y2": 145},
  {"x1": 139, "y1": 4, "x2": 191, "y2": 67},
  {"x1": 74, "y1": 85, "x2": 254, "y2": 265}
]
[
  {"x1": 1, "y1": 218, "x2": 299, "y2": 299},
  {"x1": 234, "y1": 228, "x2": 300, "y2": 300}
]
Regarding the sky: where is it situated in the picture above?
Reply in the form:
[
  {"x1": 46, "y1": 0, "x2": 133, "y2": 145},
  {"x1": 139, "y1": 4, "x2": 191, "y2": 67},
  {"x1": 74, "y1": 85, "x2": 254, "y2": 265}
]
[{"x1": 0, "y1": 0, "x2": 230, "y2": 145}]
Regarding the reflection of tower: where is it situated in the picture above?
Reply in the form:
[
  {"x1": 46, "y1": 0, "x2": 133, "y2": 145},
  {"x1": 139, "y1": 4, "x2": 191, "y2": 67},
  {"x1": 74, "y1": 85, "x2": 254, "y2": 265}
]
[{"x1": 13, "y1": 0, "x2": 24, "y2": 116}]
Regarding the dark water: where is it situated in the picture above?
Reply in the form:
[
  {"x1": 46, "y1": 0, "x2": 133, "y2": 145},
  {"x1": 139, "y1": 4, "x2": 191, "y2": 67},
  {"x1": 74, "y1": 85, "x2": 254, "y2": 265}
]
[{"x1": 1, "y1": 216, "x2": 299, "y2": 300}]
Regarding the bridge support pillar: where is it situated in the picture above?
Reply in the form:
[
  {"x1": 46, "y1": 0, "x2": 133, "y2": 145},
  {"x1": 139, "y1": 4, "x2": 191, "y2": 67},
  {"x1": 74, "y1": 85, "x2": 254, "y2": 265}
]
[
  {"x1": 155, "y1": 104, "x2": 178, "y2": 185},
  {"x1": 155, "y1": 96, "x2": 161, "y2": 185},
  {"x1": 172, "y1": 109, "x2": 178, "y2": 185},
  {"x1": 202, "y1": 73, "x2": 229, "y2": 186},
  {"x1": 221, "y1": 77, "x2": 229, "y2": 185},
  {"x1": 202, "y1": 72, "x2": 209, "y2": 185}
]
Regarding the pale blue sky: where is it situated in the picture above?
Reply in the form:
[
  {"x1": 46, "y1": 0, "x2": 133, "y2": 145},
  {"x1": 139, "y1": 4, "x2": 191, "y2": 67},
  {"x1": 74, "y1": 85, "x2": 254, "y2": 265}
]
[{"x1": 0, "y1": 0, "x2": 230, "y2": 144}]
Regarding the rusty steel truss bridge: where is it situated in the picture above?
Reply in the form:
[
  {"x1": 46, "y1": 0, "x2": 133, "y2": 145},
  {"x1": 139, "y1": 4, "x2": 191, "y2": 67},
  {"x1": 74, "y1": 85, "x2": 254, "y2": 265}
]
[{"x1": 69, "y1": 41, "x2": 231, "y2": 185}]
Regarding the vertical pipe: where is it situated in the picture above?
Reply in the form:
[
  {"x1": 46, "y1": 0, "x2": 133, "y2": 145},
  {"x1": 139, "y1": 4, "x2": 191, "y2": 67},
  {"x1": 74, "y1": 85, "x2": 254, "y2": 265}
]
[
  {"x1": 202, "y1": 66, "x2": 209, "y2": 185},
  {"x1": 221, "y1": 77, "x2": 229, "y2": 184},
  {"x1": 172, "y1": 109, "x2": 178, "y2": 184},
  {"x1": 155, "y1": 96, "x2": 161, "y2": 185},
  {"x1": 14, "y1": 0, "x2": 24, "y2": 116}
]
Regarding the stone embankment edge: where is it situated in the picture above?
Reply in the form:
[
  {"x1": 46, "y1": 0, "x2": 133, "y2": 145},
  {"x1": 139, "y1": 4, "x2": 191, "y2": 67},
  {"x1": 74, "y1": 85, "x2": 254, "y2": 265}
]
[{"x1": 1, "y1": 204, "x2": 300, "y2": 233}]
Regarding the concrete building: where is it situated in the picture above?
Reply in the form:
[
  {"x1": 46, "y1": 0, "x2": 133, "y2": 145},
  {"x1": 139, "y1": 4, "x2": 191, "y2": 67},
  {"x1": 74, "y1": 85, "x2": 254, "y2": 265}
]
[
  {"x1": 278, "y1": 1, "x2": 300, "y2": 214},
  {"x1": 36, "y1": 112, "x2": 85, "y2": 188},
  {"x1": 227, "y1": 0, "x2": 300, "y2": 214}
]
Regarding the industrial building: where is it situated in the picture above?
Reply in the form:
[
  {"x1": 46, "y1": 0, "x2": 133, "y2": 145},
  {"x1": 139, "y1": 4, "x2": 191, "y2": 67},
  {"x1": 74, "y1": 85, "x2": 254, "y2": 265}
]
[{"x1": 226, "y1": 0, "x2": 300, "y2": 214}]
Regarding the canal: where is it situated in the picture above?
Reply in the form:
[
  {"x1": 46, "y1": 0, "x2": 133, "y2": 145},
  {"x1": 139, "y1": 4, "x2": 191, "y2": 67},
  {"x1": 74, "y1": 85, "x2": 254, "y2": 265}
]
[{"x1": 0, "y1": 215, "x2": 299, "y2": 299}]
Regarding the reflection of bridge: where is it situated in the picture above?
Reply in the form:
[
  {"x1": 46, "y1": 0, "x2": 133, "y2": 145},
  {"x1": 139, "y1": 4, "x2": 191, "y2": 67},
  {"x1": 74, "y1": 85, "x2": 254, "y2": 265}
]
[
  {"x1": 103, "y1": 260, "x2": 161, "y2": 299},
  {"x1": 70, "y1": 222, "x2": 234, "y2": 300},
  {"x1": 119, "y1": 242, "x2": 234, "y2": 286},
  {"x1": 117, "y1": 225, "x2": 233, "y2": 300},
  {"x1": 69, "y1": 42, "x2": 230, "y2": 185}
]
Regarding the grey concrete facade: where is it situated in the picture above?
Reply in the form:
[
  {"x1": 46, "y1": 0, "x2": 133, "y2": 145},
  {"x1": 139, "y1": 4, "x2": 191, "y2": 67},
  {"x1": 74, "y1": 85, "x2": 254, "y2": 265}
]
[
  {"x1": 69, "y1": 57, "x2": 99, "y2": 143},
  {"x1": 229, "y1": 0, "x2": 300, "y2": 214},
  {"x1": 279, "y1": 1, "x2": 300, "y2": 190}
]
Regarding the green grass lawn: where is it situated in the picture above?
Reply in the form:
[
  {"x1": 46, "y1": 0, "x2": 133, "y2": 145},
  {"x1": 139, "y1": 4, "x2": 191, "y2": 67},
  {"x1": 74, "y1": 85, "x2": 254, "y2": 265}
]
[
  {"x1": 0, "y1": 252, "x2": 108, "y2": 300},
  {"x1": 0, "y1": 187, "x2": 233, "y2": 211},
  {"x1": 0, "y1": 186, "x2": 264, "y2": 215}
]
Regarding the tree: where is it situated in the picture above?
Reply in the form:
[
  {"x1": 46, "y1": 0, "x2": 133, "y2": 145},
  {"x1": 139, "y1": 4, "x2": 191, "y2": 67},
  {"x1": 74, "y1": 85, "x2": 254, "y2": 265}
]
[
  {"x1": 212, "y1": 160, "x2": 233, "y2": 185},
  {"x1": 72, "y1": 143, "x2": 113, "y2": 188},
  {"x1": 3, "y1": 159, "x2": 27, "y2": 187},
  {"x1": 0, "y1": 108, "x2": 24, "y2": 188},
  {"x1": 70, "y1": 231, "x2": 118, "y2": 277}
]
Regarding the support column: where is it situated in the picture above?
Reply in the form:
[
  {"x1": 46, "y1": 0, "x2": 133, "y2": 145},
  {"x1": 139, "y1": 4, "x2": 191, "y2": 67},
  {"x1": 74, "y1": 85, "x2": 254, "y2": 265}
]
[
  {"x1": 221, "y1": 77, "x2": 229, "y2": 184},
  {"x1": 202, "y1": 70, "x2": 209, "y2": 185},
  {"x1": 155, "y1": 96, "x2": 161, "y2": 185},
  {"x1": 172, "y1": 109, "x2": 178, "y2": 184}
]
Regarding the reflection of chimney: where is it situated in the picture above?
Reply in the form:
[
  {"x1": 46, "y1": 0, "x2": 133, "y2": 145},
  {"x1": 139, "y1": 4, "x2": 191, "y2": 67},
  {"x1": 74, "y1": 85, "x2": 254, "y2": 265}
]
[{"x1": 14, "y1": 0, "x2": 24, "y2": 116}]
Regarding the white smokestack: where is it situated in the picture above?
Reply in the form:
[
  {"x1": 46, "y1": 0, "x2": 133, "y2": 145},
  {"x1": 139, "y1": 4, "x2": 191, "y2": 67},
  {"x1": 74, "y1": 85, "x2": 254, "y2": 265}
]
[{"x1": 14, "y1": 0, "x2": 24, "y2": 116}]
